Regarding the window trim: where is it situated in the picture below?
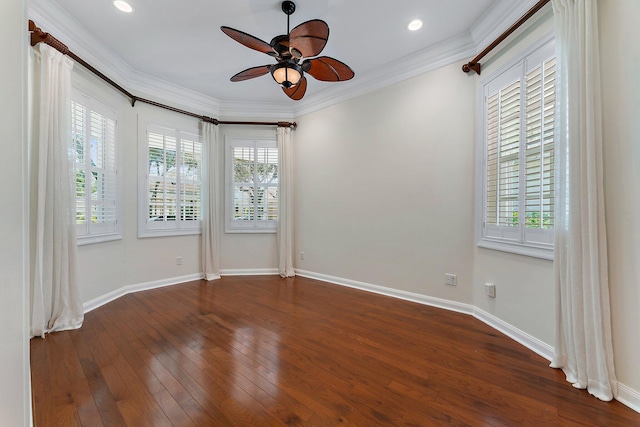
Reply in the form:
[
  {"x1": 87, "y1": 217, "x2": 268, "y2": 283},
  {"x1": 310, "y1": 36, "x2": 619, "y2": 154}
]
[
  {"x1": 476, "y1": 32, "x2": 555, "y2": 260},
  {"x1": 71, "y1": 87, "x2": 122, "y2": 246},
  {"x1": 225, "y1": 136, "x2": 278, "y2": 234},
  {"x1": 138, "y1": 119, "x2": 203, "y2": 238}
]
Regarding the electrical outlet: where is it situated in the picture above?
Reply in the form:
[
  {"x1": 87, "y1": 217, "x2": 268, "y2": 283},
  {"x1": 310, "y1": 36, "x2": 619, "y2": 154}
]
[
  {"x1": 485, "y1": 282, "x2": 496, "y2": 298},
  {"x1": 176, "y1": 256, "x2": 182, "y2": 266},
  {"x1": 445, "y1": 273, "x2": 457, "y2": 286},
  {"x1": 300, "y1": 251, "x2": 305, "y2": 260}
]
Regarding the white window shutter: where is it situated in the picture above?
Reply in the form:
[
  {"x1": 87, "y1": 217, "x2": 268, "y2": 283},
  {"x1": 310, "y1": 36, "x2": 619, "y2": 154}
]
[
  {"x1": 71, "y1": 92, "x2": 119, "y2": 242},
  {"x1": 226, "y1": 138, "x2": 278, "y2": 232},
  {"x1": 144, "y1": 124, "x2": 202, "y2": 235},
  {"x1": 479, "y1": 35, "x2": 556, "y2": 257}
]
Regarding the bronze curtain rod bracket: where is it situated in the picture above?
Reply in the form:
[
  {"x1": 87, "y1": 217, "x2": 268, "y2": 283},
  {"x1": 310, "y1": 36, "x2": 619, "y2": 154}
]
[
  {"x1": 462, "y1": 62, "x2": 481, "y2": 75},
  {"x1": 29, "y1": 20, "x2": 69, "y2": 54},
  {"x1": 278, "y1": 121, "x2": 297, "y2": 129}
]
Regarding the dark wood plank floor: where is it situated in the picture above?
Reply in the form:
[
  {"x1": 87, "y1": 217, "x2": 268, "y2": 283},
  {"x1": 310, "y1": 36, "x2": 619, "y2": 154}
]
[{"x1": 31, "y1": 275, "x2": 640, "y2": 426}]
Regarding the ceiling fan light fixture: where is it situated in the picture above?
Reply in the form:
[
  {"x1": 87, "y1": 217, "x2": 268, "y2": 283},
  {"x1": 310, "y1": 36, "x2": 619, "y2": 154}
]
[{"x1": 271, "y1": 61, "x2": 303, "y2": 88}]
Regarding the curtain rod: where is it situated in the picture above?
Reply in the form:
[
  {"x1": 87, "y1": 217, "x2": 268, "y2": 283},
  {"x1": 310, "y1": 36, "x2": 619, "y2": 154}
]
[
  {"x1": 462, "y1": 0, "x2": 550, "y2": 75},
  {"x1": 28, "y1": 20, "x2": 296, "y2": 129}
]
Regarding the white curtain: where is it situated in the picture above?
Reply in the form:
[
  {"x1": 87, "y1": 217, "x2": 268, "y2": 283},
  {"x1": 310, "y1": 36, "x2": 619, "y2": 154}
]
[
  {"x1": 201, "y1": 121, "x2": 221, "y2": 281},
  {"x1": 277, "y1": 126, "x2": 295, "y2": 277},
  {"x1": 30, "y1": 43, "x2": 83, "y2": 338},
  {"x1": 550, "y1": 0, "x2": 617, "y2": 401}
]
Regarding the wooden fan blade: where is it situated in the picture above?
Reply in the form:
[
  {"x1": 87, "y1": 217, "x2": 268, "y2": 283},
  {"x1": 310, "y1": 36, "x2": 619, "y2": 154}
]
[
  {"x1": 289, "y1": 19, "x2": 329, "y2": 58},
  {"x1": 221, "y1": 26, "x2": 276, "y2": 56},
  {"x1": 282, "y1": 76, "x2": 307, "y2": 101},
  {"x1": 303, "y1": 56, "x2": 355, "y2": 82},
  {"x1": 230, "y1": 65, "x2": 272, "y2": 82}
]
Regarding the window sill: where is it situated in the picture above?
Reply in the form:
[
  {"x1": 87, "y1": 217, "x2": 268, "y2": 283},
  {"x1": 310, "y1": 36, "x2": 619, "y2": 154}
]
[
  {"x1": 77, "y1": 233, "x2": 122, "y2": 246},
  {"x1": 138, "y1": 228, "x2": 202, "y2": 238},
  {"x1": 478, "y1": 239, "x2": 553, "y2": 260},
  {"x1": 224, "y1": 228, "x2": 276, "y2": 234}
]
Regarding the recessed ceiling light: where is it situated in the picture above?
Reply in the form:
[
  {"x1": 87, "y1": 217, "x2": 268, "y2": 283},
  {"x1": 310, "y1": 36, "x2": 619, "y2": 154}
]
[
  {"x1": 408, "y1": 19, "x2": 423, "y2": 31},
  {"x1": 113, "y1": 1, "x2": 133, "y2": 13}
]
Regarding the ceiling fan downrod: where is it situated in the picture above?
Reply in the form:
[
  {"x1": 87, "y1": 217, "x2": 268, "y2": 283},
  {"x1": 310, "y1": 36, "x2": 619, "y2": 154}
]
[{"x1": 282, "y1": 1, "x2": 295, "y2": 35}]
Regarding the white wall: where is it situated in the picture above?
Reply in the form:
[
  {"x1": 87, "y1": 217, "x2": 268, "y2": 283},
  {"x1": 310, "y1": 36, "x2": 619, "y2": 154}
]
[
  {"x1": 0, "y1": 1, "x2": 31, "y2": 426},
  {"x1": 599, "y1": 0, "x2": 640, "y2": 397},
  {"x1": 294, "y1": 61, "x2": 476, "y2": 303}
]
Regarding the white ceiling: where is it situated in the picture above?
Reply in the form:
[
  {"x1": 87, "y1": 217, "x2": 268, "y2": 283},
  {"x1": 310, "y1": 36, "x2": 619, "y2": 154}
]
[{"x1": 28, "y1": 0, "x2": 540, "y2": 117}]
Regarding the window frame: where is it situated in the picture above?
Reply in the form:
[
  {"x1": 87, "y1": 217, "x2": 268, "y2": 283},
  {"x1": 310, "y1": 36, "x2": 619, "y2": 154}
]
[
  {"x1": 476, "y1": 33, "x2": 556, "y2": 260},
  {"x1": 138, "y1": 120, "x2": 203, "y2": 238},
  {"x1": 225, "y1": 136, "x2": 279, "y2": 234},
  {"x1": 71, "y1": 87, "x2": 122, "y2": 245}
]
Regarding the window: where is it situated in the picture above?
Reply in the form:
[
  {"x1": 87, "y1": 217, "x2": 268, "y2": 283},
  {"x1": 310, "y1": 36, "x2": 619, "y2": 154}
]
[
  {"x1": 478, "y1": 36, "x2": 555, "y2": 259},
  {"x1": 225, "y1": 137, "x2": 278, "y2": 233},
  {"x1": 71, "y1": 91, "x2": 120, "y2": 244},
  {"x1": 139, "y1": 123, "x2": 202, "y2": 237}
]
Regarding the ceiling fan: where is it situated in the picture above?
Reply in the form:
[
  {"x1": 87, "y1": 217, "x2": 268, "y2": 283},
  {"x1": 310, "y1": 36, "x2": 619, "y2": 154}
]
[{"x1": 221, "y1": 1, "x2": 355, "y2": 101}]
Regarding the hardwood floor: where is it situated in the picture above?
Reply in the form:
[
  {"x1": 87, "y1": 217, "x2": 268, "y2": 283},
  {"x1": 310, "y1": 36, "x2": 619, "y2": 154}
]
[{"x1": 31, "y1": 275, "x2": 640, "y2": 426}]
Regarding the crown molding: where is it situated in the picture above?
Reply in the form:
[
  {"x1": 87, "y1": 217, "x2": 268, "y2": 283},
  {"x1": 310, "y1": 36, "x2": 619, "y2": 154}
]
[
  {"x1": 28, "y1": 0, "x2": 546, "y2": 120},
  {"x1": 470, "y1": 0, "x2": 549, "y2": 48},
  {"x1": 218, "y1": 100, "x2": 295, "y2": 121}
]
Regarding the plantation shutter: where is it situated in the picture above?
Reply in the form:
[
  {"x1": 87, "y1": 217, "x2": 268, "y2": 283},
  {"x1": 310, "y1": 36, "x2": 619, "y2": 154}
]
[
  {"x1": 146, "y1": 124, "x2": 201, "y2": 231},
  {"x1": 232, "y1": 145, "x2": 256, "y2": 221},
  {"x1": 179, "y1": 132, "x2": 202, "y2": 221},
  {"x1": 147, "y1": 126, "x2": 177, "y2": 224},
  {"x1": 479, "y1": 36, "x2": 555, "y2": 257},
  {"x1": 71, "y1": 100, "x2": 87, "y2": 228},
  {"x1": 497, "y1": 80, "x2": 521, "y2": 227},
  {"x1": 525, "y1": 58, "x2": 556, "y2": 228},
  {"x1": 484, "y1": 76, "x2": 522, "y2": 242},
  {"x1": 72, "y1": 95, "x2": 117, "y2": 238},
  {"x1": 523, "y1": 56, "x2": 556, "y2": 245},
  {"x1": 256, "y1": 146, "x2": 278, "y2": 221},
  {"x1": 89, "y1": 109, "x2": 117, "y2": 233},
  {"x1": 485, "y1": 93, "x2": 498, "y2": 226},
  {"x1": 227, "y1": 139, "x2": 278, "y2": 231}
]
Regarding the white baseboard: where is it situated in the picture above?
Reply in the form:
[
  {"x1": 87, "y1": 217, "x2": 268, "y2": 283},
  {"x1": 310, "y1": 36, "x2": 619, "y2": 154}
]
[
  {"x1": 220, "y1": 268, "x2": 279, "y2": 276},
  {"x1": 296, "y1": 269, "x2": 552, "y2": 361},
  {"x1": 83, "y1": 273, "x2": 203, "y2": 313},
  {"x1": 472, "y1": 307, "x2": 555, "y2": 361},
  {"x1": 82, "y1": 269, "x2": 278, "y2": 313},
  {"x1": 617, "y1": 382, "x2": 640, "y2": 414},
  {"x1": 295, "y1": 269, "x2": 474, "y2": 315}
]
